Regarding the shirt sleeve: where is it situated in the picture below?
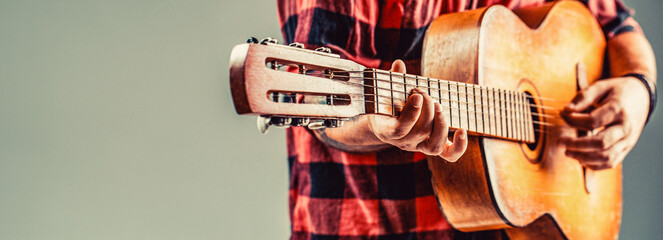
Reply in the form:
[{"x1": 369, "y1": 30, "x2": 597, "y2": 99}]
[{"x1": 582, "y1": 0, "x2": 643, "y2": 39}]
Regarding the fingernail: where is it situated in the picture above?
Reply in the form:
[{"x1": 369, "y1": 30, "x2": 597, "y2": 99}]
[
  {"x1": 434, "y1": 103, "x2": 442, "y2": 113},
  {"x1": 459, "y1": 130, "x2": 466, "y2": 140},
  {"x1": 412, "y1": 94, "x2": 423, "y2": 108}
]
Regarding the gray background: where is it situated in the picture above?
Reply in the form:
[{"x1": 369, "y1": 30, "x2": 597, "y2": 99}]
[{"x1": 0, "y1": 0, "x2": 660, "y2": 239}]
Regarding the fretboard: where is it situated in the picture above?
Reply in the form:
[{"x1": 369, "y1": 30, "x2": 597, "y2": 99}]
[{"x1": 363, "y1": 69, "x2": 535, "y2": 143}]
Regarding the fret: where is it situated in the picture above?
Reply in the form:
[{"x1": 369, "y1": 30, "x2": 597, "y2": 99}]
[
  {"x1": 509, "y1": 91, "x2": 519, "y2": 139},
  {"x1": 375, "y1": 76, "x2": 379, "y2": 114},
  {"x1": 433, "y1": 78, "x2": 441, "y2": 110},
  {"x1": 379, "y1": 71, "x2": 407, "y2": 116},
  {"x1": 464, "y1": 84, "x2": 472, "y2": 131},
  {"x1": 518, "y1": 93, "x2": 524, "y2": 141},
  {"x1": 436, "y1": 78, "x2": 442, "y2": 106},
  {"x1": 374, "y1": 70, "x2": 390, "y2": 115},
  {"x1": 403, "y1": 73, "x2": 407, "y2": 99},
  {"x1": 389, "y1": 72, "x2": 394, "y2": 116},
  {"x1": 426, "y1": 76, "x2": 431, "y2": 97},
  {"x1": 448, "y1": 82, "x2": 454, "y2": 127},
  {"x1": 498, "y1": 89, "x2": 511, "y2": 138},
  {"x1": 440, "y1": 81, "x2": 451, "y2": 125},
  {"x1": 484, "y1": 87, "x2": 492, "y2": 135},
  {"x1": 406, "y1": 74, "x2": 417, "y2": 99},
  {"x1": 529, "y1": 96, "x2": 534, "y2": 141},
  {"x1": 514, "y1": 92, "x2": 519, "y2": 141},
  {"x1": 521, "y1": 94, "x2": 526, "y2": 141},
  {"x1": 515, "y1": 92, "x2": 521, "y2": 141},
  {"x1": 511, "y1": 91, "x2": 516, "y2": 140},
  {"x1": 474, "y1": 86, "x2": 487, "y2": 133},
  {"x1": 493, "y1": 89, "x2": 500, "y2": 137},
  {"x1": 363, "y1": 69, "x2": 376, "y2": 114},
  {"x1": 509, "y1": 92, "x2": 515, "y2": 140},
  {"x1": 524, "y1": 94, "x2": 530, "y2": 141},
  {"x1": 500, "y1": 90, "x2": 511, "y2": 138},
  {"x1": 456, "y1": 83, "x2": 463, "y2": 129},
  {"x1": 472, "y1": 85, "x2": 483, "y2": 132}
]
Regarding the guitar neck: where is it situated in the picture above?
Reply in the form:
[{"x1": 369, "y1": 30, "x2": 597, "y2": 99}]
[{"x1": 362, "y1": 69, "x2": 536, "y2": 143}]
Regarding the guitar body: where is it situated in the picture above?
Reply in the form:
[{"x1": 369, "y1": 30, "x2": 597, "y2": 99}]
[{"x1": 423, "y1": 1, "x2": 621, "y2": 239}]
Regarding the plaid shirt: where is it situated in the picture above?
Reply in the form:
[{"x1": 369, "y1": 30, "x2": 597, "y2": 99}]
[{"x1": 278, "y1": 0, "x2": 640, "y2": 239}]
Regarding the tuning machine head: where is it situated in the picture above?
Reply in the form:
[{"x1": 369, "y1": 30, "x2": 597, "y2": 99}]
[
  {"x1": 314, "y1": 47, "x2": 332, "y2": 53},
  {"x1": 257, "y1": 116, "x2": 346, "y2": 134},
  {"x1": 260, "y1": 37, "x2": 278, "y2": 45},
  {"x1": 288, "y1": 42, "x2": 305, "y2": 49},
  {"x1": 246, "y1": 37, "x2": 259, "y2": 44},
  {"x1": 256, "y1": 116, "x2": 297, "y2": 134}
]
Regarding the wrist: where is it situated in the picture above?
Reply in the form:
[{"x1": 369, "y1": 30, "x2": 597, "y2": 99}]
[{"x1": 622, "y1": 73, "x2": 657, "y2": 124}]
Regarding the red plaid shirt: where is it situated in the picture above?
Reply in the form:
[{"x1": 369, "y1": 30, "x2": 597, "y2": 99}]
[{"x1": 278, "y1": 0, "x2": 640, "y2": 239}]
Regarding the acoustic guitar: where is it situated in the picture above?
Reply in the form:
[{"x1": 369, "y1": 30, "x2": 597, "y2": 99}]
[{"x1": 229, "y1": 1, "x2": 620, "y2": 239}]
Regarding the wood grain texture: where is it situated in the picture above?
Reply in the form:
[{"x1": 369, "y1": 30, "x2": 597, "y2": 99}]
[{"x1": 424, "y1": 1, "x2": 621, "y2": 239}]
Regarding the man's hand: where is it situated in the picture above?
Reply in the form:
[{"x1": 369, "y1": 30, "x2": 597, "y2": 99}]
[
  {"x1": 314, "y1": 60, "x2": 468, "y2": 162},
  {"x1": 367, "y1": 60, "x2": 468, "y2": 162},
  {"x1": 560, "y1": 31, "x2": 656, "y2": 171},
  {"x1": 561, "y1": 77, "x2": 650, "y2": 170}
]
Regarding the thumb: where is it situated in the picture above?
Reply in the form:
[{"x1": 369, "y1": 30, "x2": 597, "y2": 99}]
[
  {"x1": 390, "y1": 59, "x2": 407, "y2": 73},
  {"x1": 565, "y1": 82, "x2": 610, "y2": 112}
]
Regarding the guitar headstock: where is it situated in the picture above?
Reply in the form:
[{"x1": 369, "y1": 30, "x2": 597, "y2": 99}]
[{"x1": 229, "y1": 37, "x2": 368, "y2": 133}]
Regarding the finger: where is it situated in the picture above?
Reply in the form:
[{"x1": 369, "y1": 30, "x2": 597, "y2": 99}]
[
  {"x1": 561, "y1": 99, "x2": 623, "y2": 130},
  {"x1": 565, "y1": 81, "x2": 610, "y2": 112},
  {"x1": 379, "y1": 93, "x2": 423, "y2": 139},
  {"x1": 400, "y1": 89, "x2": 435, "y2": 143},
  {"x1": 566, "y1": 150, "x2": 612, "y2": 171},
  {"x1": 562, "y1": 125, "x2": 626, "y2": 151},
  {"x1": 390, "y1": 59, "x2": 406, "y2": 73},
  {"x1": 565, "y1": 139, "x2": 629, "y2": 170},
  {"x1": 417, "y1": 103, "x2": 449, "y2": 155},
  {"x1": 440, "y1": 129, "x2": 468, "y2": 162}
]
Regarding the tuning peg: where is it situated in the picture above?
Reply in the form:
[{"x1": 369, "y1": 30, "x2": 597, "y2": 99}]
[
  {"x1": 314, "y1": 47, "x2": 332, "y2": 53},
  {"x1": 270, "y1": 117, "x2": 291, "y2": 128},
  {"x1": 257, "y1": 116, "x2": 271, "y2": 134},
  {"x1": 288, "y1": 42, "x2": 305, "y2": 49},
  {"x1": 307, "y1": 120, "x2": 326, "y2": 130},
  {"x1": 247, "y1": 37, "x2": 259, "y2": 44},
  {"x1": 260, "y1": 37, "x2": 278, "y2": 45},
  {"x1": 324, "y1": 119, "x2": 344, "y2": 128},
  {"x1": 290, "y1": 118, "x2": 310, "y2": 127}
]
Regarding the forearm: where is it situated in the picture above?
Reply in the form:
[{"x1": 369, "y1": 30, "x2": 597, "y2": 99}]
[
  {"x1": 313, "y1": 116, "x2": 391, "y2": 153},
  {"x1": 607, "y1": 31, "x2": 657, "y2": 122},
  {"x1": 607, "y1": 32, "x2": 656, "y2": 82}
]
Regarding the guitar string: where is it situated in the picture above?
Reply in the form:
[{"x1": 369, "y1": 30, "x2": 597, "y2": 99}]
[
  {"x1": 272, "y1": 75, "x2": 559, "y2": 130},
  {"x1": 299, "y1": 72, "x2": 561, "y2": 112},
  {"x1": 275, "y1": 64, "x2": 571, "y2": 106},
  {"x1": 273, "y1": 66, "x2": 561, "y2": 135},
  {"x1": 350, "y1": 94, "x2": 558, "y2": 118},
  {"x1": 273, "y1": 93, "x2": 554, "y2": 136},
  {"x1": 306, "y1": 71, "x2": 563, "y2": 111},
  {"x1": 274, "y1": 64, "x2": 566, "y2": 110},
  {"x1": 298, "y1": 95, "x2": 557, "y2": 120},
  {"x1": 279, "y1": 94, "x2": 555, "y2": 134},
  {"x1": 331, "y1": 70, "x2": 567, "y2": 104}
]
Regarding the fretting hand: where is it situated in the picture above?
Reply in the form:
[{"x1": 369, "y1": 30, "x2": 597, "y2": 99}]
[{"x1": 367, "y1": 60, "x2": 469, "y2": 162}]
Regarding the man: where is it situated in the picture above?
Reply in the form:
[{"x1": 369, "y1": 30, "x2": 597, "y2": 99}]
[{"x1": 277, "y1": 0, "x2": 657, "y2": 239}]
